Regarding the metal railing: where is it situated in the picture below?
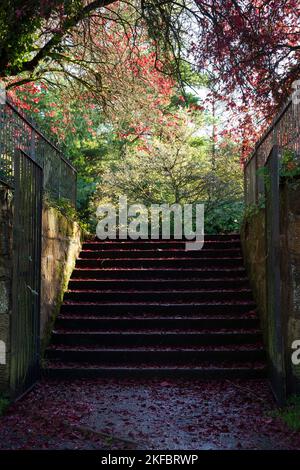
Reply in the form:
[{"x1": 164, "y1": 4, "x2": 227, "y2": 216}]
[
  {"x1": 244, "y1": 95, "x2": 300, "y2": 205},
  {"x1": 0, "y1": 99, "x2": 77, "y2": 206},
  {"x1": 243, "y1": 91, "x2": 300, "y2": 404}
]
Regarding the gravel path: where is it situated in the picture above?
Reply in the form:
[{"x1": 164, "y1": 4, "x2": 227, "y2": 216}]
[{"x1": 0, "y1": 378, "x2": 299, "y2": 450}]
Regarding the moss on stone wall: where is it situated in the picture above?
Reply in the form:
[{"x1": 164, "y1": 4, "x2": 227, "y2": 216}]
[
  {"x1": 241, "y1": 208, "x2": 267, "y2": 341},
  {"x1": 40, "y1": 204, "x2": 84, "y2": 353}
]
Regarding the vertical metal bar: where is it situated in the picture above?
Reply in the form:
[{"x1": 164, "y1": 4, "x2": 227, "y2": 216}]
[
  {"x1": 244, "y1": 162, "x2": 248, "y2": 206},
  {"x1": 35, "y1": 166, "x2": 43, "y2": 380},
  {"x1": 74, "y1": 169, "x2": 77, "y2": 209},
  {"x1": 30, "y1": 129, "x2": 36, "y2": 161},
  {"x1": 255, "y1": 152, "x2": 258, "y2": 204},
  {"x1": 10, "y1": 151, "x2": 20, "y2": 395},
  {"x1": 58, "y1": 153, "x2": 61, "y2": 200}
]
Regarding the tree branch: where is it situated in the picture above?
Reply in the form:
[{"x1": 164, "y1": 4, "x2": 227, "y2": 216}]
[{"x1": 6, "y1": 0, "x2": 118, "y2": 76}]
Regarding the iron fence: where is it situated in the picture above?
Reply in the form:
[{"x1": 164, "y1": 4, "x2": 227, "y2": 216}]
[
  {"x1": 0, "y1": 99, "x2": 77, "y2": 206},
  {"x1": 243, "y1": 93, "x2": 300, "y2": 404},
  {"x1": 244, "y1": 96, "x2": 300, "y2": 206},
  {"x1": 0, "y1": 98, "x2": 77, "y2": 398},
  {"x1": 10, "y1": 150, "x2": 43, "y2": 397}
]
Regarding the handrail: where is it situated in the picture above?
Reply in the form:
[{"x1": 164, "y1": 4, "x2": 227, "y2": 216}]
[
  {"x1": 243, "y1": 89, "x2": 300, "y2": 206},
  {"x1": 244, "y1": 97, "x2": 293, "y2": 167}
]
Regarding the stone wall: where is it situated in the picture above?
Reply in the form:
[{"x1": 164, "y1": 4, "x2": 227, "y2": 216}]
[
  {"x1": 0, "y1": 184, "x2": 13, "y2": 394},
  {"x1": 240, "y1": 209, "x2": 268, "y2": 344},
  {"x1": 280, "y1": 181, "x2": 300, "y2": 395},
  {"x1": 40, "y1": 204, "x2": 82, "y2": 350},
  {"x1": 241, "y1": 180, "x2": 300, "y2": 398},
  {"x1": 0, "y1": 188, "x2": 83, "y2": 394}
]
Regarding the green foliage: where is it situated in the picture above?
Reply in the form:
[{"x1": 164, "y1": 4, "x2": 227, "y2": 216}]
[
  {"x1": 0, "y1": 166, "x2": 13, "y2": 185},
  {"x1": 176, "y1": 61, "x2": 209, "y2": 88},
  {"x1": 43, "y1": 194, "x2": 90, "y2": 233},
  {"x1": 19, "y1": 81, "x2": 127, "y2": 229},
  {"x1": 71, "y1": 136, "x2": 126, "y2": 229},
  {"x1": 0, "y1": 1, "x2": 93, "y2": 77},
  {"x1": 256, "y1": 166, "x2": 270, "y2": 192},
  {"x1": 255, "y1": 150, "x2": 300, "y2": 191},
  {"x1": 94, "y1": 108, "x2": 244, "y2": 234},
  {"x1": 247, "y1": 151, "x2": 300, "y2": 225},
  {"x1": 271, "y1": 395, "x2": 300, "y2": 431},
  {"x1": 17, "y1": 83, "x2": 103, "y2": 150},
  {"x1": 0, "y1": 168, "x2": 7, "y2": 182},
  {"x1": 280, "y1": 149, "x2": 300, "y2": 179},
  {"x1": 205, "y1": 201, "x2": 244, "y2": 234},
  {"x1": 15, "y1": 70, "x2": 243, "y2": 235},
  {"x1": 0, "y1": 1, "x2": 43, "y2": 75},
  {"x1": 244, "y1": 194, "x2": 266, "y2": 220},
  {"x1": 0, "y1": 396, "x2": 9, "y2": 416}
]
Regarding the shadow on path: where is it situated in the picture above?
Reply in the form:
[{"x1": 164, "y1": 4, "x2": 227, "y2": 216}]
[{"x1": 0, "y1": 378, "x2": 299, "y2": 450}]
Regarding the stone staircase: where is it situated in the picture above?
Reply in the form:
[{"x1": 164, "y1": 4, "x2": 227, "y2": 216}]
[{"x1": 44, "y1": 235, "x2": 266, "y2": 378}]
